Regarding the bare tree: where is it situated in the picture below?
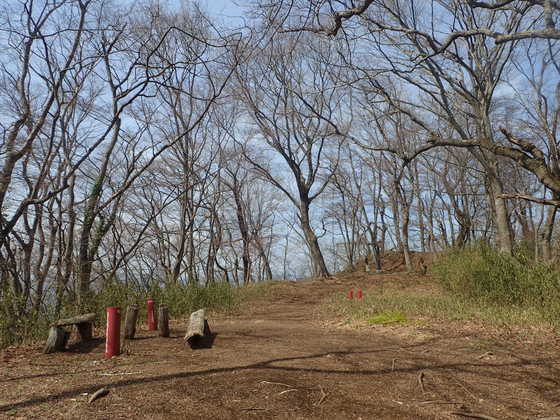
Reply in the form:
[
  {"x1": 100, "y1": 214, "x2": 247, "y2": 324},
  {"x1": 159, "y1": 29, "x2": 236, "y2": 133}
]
[{"x1": 234, "y1": 34, "x2": 347, "y2": 277}]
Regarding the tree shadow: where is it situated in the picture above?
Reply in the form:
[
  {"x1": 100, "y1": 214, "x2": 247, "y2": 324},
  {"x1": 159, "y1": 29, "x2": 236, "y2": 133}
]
[
  {"x1": 66, "y1": 337, "x2": 104, "y2": 354},
  {"x1": 188, "y1": 332, "x2": 217, "y2": 350},
  {"x1": 2, "y1": 343, "x2": 559, "y2": 413},
  {"x1": 124, "y1": 336, "x2": 153, "y2": 341}
]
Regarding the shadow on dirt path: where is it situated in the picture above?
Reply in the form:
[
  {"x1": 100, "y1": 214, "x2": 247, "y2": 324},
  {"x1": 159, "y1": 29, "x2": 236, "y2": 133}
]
[{"x1": 1, "y1": 275, "x2": 560, "y2": 419}]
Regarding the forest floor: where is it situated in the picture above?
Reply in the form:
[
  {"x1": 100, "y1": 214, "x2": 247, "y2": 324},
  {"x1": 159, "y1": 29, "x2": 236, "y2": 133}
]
[{"x1": 2, "y1": 271, "x2": 560, "y2": 419}]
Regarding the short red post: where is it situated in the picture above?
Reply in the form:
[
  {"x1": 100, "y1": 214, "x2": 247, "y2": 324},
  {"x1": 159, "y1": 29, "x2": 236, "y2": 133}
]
[
  {"x1": 105, "y1": 306, "x2": 121, "y2": 358},
  {"x1": 357, "y1": 289, "x2": 363, "y2": 299},
  {"x1": 147, "y1": 298, "x2": 157, "y2": 331},
  {"x1": 348, "y1": 289, "x2": 354, "y2": 299}
]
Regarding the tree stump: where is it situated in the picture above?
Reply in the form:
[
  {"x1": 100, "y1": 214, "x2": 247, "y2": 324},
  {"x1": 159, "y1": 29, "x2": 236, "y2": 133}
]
[
  {"x1": 185, "y1": 309, "x2": 211, "y2": 348},
  {"x1": 43, "y1": 326, "x2": 70, "y2": 354},
  {"x1": 124, "y1": 305, "x2": 139, "y2": 339},
  {"x1": 158, "y1": 305, "x2": 170, "y2": 337}
]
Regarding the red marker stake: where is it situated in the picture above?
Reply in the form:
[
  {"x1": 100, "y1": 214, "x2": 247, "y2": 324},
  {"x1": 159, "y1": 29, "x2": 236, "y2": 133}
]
[
  {"x1": 147, "y1": 298, "x2": 156, "y2": 331},
  {"x1": 105, "y1": 306, "x2": 121, "y2": 358},
  {"x1": 348, "y1": 289, "x2": 354, "y2": 299},
  {"x1": 357, "y1": 289, "x2": 363, "y2": 299}
]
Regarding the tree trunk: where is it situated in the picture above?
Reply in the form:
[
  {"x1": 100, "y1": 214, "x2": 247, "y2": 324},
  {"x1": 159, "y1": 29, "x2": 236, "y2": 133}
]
[
  {"x1": 488, "y1": 176, "x2": 513, "y2": 254},
  {"x1": 255, "y1": 238, "x2": 273, "y2": 281},
  {"x1": 299, "y1": 201, "x2": 329, "y2": 278},
  {"x1": 124, "y1": 305, "x2": 139, "y2": 339},
  {"x1": 232, "y1": 185, "x2": 252, "y2": 284},
  {"x1": 542, "y1": 197, "x2": 558, "y2": 261},
  {"x1": 43, "y1": 326, "x2": 70, "y2": 354},
  {"x1": 401, "y1": 210, "x2": 412, "y2": 272},
  {"x1": 158, "y1": 305, "x2": 170, "y2": 338}
]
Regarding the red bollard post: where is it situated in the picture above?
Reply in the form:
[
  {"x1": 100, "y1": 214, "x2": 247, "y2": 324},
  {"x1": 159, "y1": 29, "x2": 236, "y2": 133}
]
[
  {"x1": 348, "y1": 289, "x2": 354, "y2": 299},
  {"x1": 357, "y1": 289, "x2": 363, "y2": 299},
  {"x1": 147, "y1": 298, "x2": 157, "y2": 331},
  {"x1": 105, "y1": 306, "x2": 121, "y2": 358}
]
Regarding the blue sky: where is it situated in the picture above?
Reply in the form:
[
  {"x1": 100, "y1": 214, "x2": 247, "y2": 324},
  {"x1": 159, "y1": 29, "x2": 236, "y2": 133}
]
[
  {"x1": 172, "y1": 0, "x2": 245, "y2": 27},
  {"x1": 200, "y1": 0, "x2": 242, "y2": 17}
]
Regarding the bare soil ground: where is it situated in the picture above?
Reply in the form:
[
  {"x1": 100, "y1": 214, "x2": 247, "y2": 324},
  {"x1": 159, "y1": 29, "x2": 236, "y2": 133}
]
[{"x1": 2, "y1": 273, "x2": 560, "y2": 419}]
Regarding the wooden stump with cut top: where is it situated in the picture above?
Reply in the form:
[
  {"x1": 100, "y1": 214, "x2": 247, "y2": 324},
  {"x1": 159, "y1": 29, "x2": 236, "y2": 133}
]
[
  {"x1": 158, "y1": 305, "x2": 170, "y2": 337},
  {"x1": 124, "y1": 304, "x2": 139, "y2": 339},
  {"x1": 185, "y1": 309, "x2": 211, "y2": 349},
  {"x1": 43, "y1": 313, "x2": 96, "y2": 354},
  {"x1": 43, "y1": 327, "x2": 70, "y2": 354}
]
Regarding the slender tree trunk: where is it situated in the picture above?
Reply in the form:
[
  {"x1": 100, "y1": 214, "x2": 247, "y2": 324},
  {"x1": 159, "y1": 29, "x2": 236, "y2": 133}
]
[
  {"x1": 232, "y1": 185, "x2": 252, "y2": 284},
  {"x1": 542, "y1": 196, "x2": 558, "y2": 261},
  {"x1": 255, "y1": 238, "x2": 273, "y2": 281},
  {"x1": 401, "y1": 204, "x2": 412, "y2": 272},
  {"x1": 299, "y1": 200, "x2": 329, "y2": 278},
  {"x1": 487, "y1": 175, "x2": 513, "y2": 254}
]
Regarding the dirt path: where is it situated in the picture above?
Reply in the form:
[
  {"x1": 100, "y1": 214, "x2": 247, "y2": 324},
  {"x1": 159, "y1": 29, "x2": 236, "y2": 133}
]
[{"x1": 1, "y1": 275, "x2": 560, "y2": 419}]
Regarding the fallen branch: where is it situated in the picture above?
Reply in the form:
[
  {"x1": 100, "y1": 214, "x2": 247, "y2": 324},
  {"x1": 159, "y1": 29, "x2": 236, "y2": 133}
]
[
  {"x1": 278, "y1": 389, "x2": 298, "y2": 395},
  {"x1": 88, "y1": 388, "x2": 109, "y2": 404},
  {"x1": 418, "y1": 371, "x2": 426, "y2": 393}
]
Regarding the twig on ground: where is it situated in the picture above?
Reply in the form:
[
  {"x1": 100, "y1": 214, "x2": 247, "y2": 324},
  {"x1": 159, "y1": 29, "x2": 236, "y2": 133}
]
[
  {"x1": 315, "y1": 386, "x2": 327, "y2": 406},
  {"x1": 452, "y1": 376, "x2": 478, "y2": 401},
  {"x1": 418, "y1": 371, "x2": 426, "y2": 393},
  {"x1": 278, "y1": 389, "x2": 298, "y2": 395},
  {"x1": 450, "y1": 412, "x2": 500, "y2": 420},
  {"x1": 241, "y1": 408, "x2": 267, "y2": 411},
  {"x1": 88, "y1": 388, "x2": 109, "y2": 404}
]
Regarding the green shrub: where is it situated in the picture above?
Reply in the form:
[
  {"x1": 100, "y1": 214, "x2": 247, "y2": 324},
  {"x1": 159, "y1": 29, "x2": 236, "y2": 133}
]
[
  {"x1": 432, "y1": 242, "x2": 560, "y2": 324},
  {"x1": 327, "y1": 243, "x2": 560, "y2": 330},
  {"x1": 0, "y1": 289, "x2": 49, "y2": 349}
]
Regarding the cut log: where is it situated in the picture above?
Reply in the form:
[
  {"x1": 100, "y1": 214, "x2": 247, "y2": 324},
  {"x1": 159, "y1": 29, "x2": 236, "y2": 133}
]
[
  {"x1": 185, "y1": 309, "x2": 210, "y2": 348},
  {"x1": 124, "y1": 305, "x2": 139, "y2": 339},
  {"x1": 51, "y1": 313, "x2": 95, "y2": 327},
  {"x1": 158, "y1": 305, "x2": 170, "y2": 337},
  {"x1": 43, "y1": 326, "x2": 70, "y2": 354},
  {"x1": 88, "y1": 388, "x2": 109, "y2": 404}
]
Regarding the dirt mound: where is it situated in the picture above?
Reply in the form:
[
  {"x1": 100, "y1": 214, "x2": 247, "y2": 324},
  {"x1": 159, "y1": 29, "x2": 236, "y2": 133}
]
[{"x1": 348, "y1": 250, "x2": 437, "y2": 274}]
